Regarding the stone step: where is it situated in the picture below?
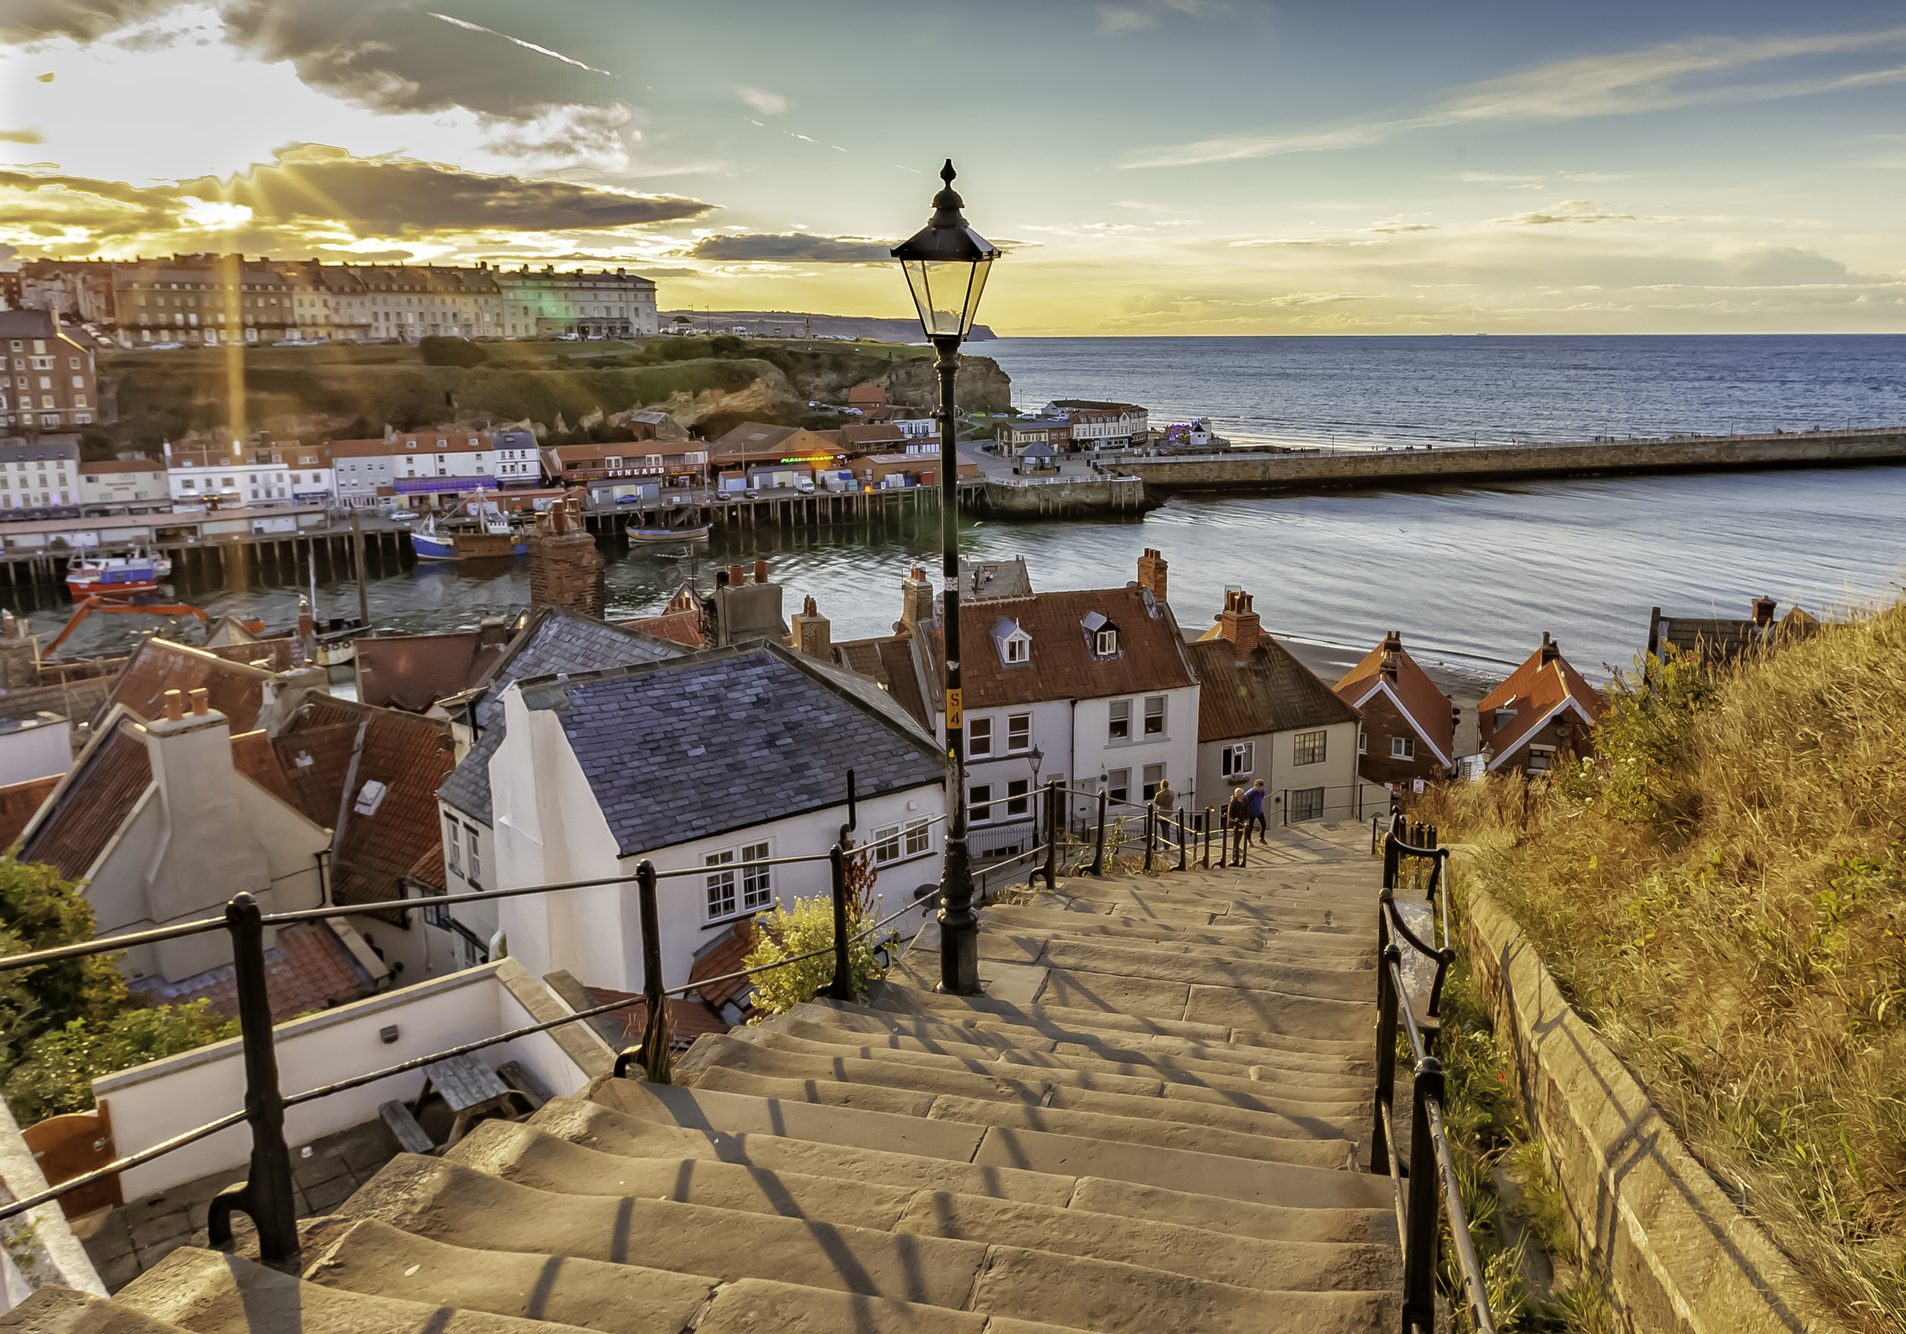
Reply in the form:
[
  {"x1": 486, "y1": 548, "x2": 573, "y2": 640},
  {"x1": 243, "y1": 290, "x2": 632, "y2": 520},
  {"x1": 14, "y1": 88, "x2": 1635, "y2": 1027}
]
[
  {"x1": 748, "y1": 1017, "x2": 1372, "y2": 1100},
  {"x1": 1054, "y1": 883, "x2": 1372, "y2": 927},
  {"x1": 0, "y1": 1289, "x2": 194, "y2": 1334},
  {"x1": 983, "y1": 903, "x2": 1376, "y2": 958},
  {"x1": 118, "y1": 1245, "x2": 588, "y2": 1334},
  {"x1": 878, "y1": 974, "x2": 1375, "y2": 1052},
  {"x1": 792, "y1": 1000, "x2": 1370, "y2": 1078},
  {"x1": 586, "y1": 1079, "x2": 1392, "y2": 1212},
  {"x1": 680, "y1": 1032, "x2": 1368, "y2": 1133},
  {"x1": 304, "y1": 1216, "x2": 1077, "y2": 1334},
  {"x1": 979, "y1": 923, "x2": 1375, "y2": 980},
  {"x1": 523, "y1": 1095, "x2": 1392, "y2": 1243},
  {"x1": 333, "y1": 1156, "x2": 1395, "y2": 1333},
  {"x1": 681, "y1": 1064, "x2": 1359, "y2": 1169},
  {"x1": 436, "y1": 1115, "x2": 1395, "y2": 1295}
]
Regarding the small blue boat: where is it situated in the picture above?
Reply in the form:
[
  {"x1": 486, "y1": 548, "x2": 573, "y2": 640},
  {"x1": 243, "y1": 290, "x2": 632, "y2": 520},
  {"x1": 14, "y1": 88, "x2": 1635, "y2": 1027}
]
[{"x1": 408, "y1": 508, "x2": 527, "y2": 561}]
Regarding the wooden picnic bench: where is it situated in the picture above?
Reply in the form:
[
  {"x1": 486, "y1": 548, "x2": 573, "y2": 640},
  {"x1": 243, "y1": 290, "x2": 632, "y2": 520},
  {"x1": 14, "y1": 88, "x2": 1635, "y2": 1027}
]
[{"x1": 410, "y1": 1053, "x2": 535, "y2": 1148}]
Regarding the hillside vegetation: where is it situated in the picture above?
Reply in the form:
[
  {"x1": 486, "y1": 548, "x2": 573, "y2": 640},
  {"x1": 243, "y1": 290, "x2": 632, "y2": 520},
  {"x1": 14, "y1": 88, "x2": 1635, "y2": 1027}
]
[
  {"x1": 1419, "y1": 603, "x2": 1906, "y2": 1328},
  {"x1": 95, "y1": 335, "x2": 1012, "y2": 449}
]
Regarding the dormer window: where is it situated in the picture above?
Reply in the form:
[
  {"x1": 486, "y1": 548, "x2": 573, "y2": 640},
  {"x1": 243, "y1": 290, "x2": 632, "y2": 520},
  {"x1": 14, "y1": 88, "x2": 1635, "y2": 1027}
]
[
  {"x1": 994, "y1": 617, "x2": 1031, "y2": 666},
  {"x1": 1082, "y1": 610, "x2": 1119, "y2": 658},
  {"x1": 1095, "y1": 629, "x2": 1118, "y2": 656}
]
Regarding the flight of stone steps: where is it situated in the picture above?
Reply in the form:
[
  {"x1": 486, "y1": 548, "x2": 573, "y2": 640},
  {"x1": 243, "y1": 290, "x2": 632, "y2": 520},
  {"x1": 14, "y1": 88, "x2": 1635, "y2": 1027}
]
[{"x1": 3, "y1": 821, "x2": 1401, "y2": 1333}]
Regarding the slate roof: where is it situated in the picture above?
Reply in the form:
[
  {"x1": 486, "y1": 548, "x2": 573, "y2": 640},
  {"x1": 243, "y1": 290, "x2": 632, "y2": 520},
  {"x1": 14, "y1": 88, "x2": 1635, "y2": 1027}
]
[
  {"x1": 917, "y1": 585, "x2": 1196, "y2": 711},
  {"x1": 524, "y1": 642, "x2": 944, "y2": 857},
  {"x1": 273, "y1": 695, "x2": 456, "y2": 909},
  {"x1": 1187, "y1": 637, "x2": 1359, "y2": 743},
  {"x1": 1478, "y1": 639, "x2": 1606, "y2": 769},
  {"x1": 18, "y1": 716, "x2": 152, "y2": 882},
  {"x1": 129, "y1": 921, "x2": 377, "y2": 1022},
  {"x1": 99, "y1": 639, "x2": 279, "y2": 731},
  {"x1": 1334, "y1": 635, "x2": 1456, "y2": 766},
  {"x1": 355, "y1": 627, "x2": 514, "y2": 713},
  {"x1": 438, "y1": 608, "x2": 691, "y2": 824}
]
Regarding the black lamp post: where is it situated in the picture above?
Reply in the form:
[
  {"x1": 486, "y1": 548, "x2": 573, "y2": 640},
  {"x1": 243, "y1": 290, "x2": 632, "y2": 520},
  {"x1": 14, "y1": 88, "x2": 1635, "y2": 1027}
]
[
  {"x1": 893, "y1": 160, "x2": 999, "y2": 996},
  {"x1": 1028, "y1": 744, "x2": 1045, "y2": 842}
]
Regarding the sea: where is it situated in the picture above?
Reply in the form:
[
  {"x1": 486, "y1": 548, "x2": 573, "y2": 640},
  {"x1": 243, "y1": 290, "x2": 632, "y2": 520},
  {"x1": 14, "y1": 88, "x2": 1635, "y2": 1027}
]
[{"x1": 17, "y1": 335, "x2": 1906, "y2": 678}]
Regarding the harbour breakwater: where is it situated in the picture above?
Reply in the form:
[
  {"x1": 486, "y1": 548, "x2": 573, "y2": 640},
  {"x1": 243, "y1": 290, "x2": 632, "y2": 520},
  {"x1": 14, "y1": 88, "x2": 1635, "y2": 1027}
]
[{"x1": 1116, "y1": 426, "x2": 1906, "y2": 496}]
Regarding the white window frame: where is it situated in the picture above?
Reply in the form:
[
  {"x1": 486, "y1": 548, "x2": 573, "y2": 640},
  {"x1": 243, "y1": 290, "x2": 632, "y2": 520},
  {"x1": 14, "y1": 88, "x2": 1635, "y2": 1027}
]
[
  {"x1": 739, "y1": 840, "x2": 772, "y2": 912},
  {"x1": 445, "y1": 816, "x2": 462, "y2": 874},
  {"x1": 1105, "y1": 768, "x2": 1131, "y2": 805},
  {"x1": 968, "y1": 715, "x2": 993, "y2": 758},
  {"x1": 1003, "y1": 633, "x2": 1030, "y2": 665},
  {"x1": 1095, "y1": 628, "x2": 1118, "y2": 656},
  {"x1": 1289, "y1": 787, "x2": 1326, "y2": 823},
  {"x1": 704, "y1": 848, "x2": 739, "y2": 920},
  {"x1": 1221, "y1": 741, "x2": 1254, "y2": 778},
  {"x1": 1006, "y1": 777, "x2": 1032, "y2": 820},
  {"x1": 1006, "y1": 712, "x2": 1032, "y2": 753},
  {"x1": 1108, "y1": 699, "x2": 1131, "y2": 742},
  {"x1": 464, "y1": 823, "x2": 482, "y2": 884},
  {"x1": 1391, "y1": 735, "x2": 1416, "y2": 760},
  {"x1": 1292, "y1": 729, "x2": 1327, "y2": 766},
  {"x1": 969, "y1": 782, "x2": 994, "y2": 824},
  {"x1": 873, "y1": 818, "x2": 932, "y2": 866},
  {"x1": 1143, "y1": 695, "x2": 1166, "y2": 738},
  {"x1": 1141, "y1": 763, "x2": 1166, "y2": 802}
]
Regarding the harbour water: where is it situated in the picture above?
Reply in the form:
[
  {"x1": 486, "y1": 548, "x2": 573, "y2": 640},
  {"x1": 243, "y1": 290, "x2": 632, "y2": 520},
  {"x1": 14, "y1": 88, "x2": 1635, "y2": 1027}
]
[{"x1": 14, "y1": 336, "x2": 1906, "y2": 675}]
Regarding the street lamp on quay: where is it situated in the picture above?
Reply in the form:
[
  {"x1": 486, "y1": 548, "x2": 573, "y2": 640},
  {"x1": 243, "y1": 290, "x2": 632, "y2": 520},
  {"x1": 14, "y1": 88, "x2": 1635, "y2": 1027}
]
[{"x1": 893, "y1": 159, "x2": 999, "y2": 996}]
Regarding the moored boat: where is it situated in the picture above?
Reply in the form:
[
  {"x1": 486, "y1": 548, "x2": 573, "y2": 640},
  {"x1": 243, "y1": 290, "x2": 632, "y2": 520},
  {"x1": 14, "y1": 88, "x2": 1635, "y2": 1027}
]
[
  {"x1": 409, "y1": 498, "x2": 529, "y2": 561},
  {"x1": 65, "y1": 547, "x2": 173, "y2": 599},
  {"x1": 627, "y1": 522, "x2": 711, "y2": 544}
]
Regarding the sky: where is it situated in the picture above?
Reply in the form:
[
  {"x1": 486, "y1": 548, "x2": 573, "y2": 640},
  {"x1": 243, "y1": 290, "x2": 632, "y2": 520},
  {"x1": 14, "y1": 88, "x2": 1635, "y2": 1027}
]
[{"x1": 2, "y1": 0, "x2": 1903, "y2": 335}]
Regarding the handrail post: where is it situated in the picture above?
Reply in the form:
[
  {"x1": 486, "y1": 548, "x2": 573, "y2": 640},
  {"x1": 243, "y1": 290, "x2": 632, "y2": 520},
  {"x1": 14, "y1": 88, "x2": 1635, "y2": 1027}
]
[
  {"x1": 636, "y1": 860, "x2": 672, "y2": 1083},
  {"x1": 1371, "y1": 931, "x2": 1400, "y2": 1174},
  {"x1": 827, "y1": 844, "x2": 854, "y2": 1000},
  {"x1": 1175, "y1": 806, "x2": 1187, "y2": 872},
  {"x1": 1038, "y1": 780, "x2": 1059, "y2": 889},
  {"x1": 205, "y1": 893, "x2": 300, "y2": 1272},
  {"x1": 1091, "y1": 788, "x2": 1107, "y2": 876},
  {"x1": 1142, "y1": 804, "x2": 1155, "y2": 873},
  {"x1": 1200, "y1": 808, "x2": 1211, "y2": 869},
  {"x1": 1403, "y1": 1056, "x2": 1447, "y2": 1331},
  {"x1": 1382, "y1": 829, "x2": 1400, "y2": 890}
]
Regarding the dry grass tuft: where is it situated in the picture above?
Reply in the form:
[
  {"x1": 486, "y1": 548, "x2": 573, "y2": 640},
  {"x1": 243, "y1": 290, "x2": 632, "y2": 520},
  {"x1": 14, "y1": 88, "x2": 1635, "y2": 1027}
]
[{"x1": 1423, "y1": 601, "x2": 1906, "y2": 1330}]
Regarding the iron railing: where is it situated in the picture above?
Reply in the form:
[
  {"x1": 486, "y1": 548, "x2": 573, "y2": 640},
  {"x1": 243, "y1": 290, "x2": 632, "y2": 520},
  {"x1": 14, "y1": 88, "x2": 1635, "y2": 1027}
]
[{"x1": 1371, "y1": 815, "x2": 1496, "y2": 1333}]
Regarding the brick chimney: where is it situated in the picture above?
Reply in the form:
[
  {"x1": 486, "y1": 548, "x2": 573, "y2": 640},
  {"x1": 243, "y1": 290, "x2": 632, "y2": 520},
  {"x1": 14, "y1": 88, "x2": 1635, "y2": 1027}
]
[
  {"x1": 1751, "y1": 595, "x2": 1776, "y2": 628},
  {"x1": 1539, "y1": 632, "x2": 1560, "y2": 666},
  {"x1": 790, "y1": 595, "x2": 832, "y2": 660},
  {"x1": 1136, "y1": 547, "x2": 1168, "y2": 605},
  {"x1": 1380, "y1": 630, "x2": 1403, "y2": 681},
  {"x1": 528, "y1": 495, "x2": 605, "y2": 618},
  {"x1": 0, "y1": 610, "x2": 40, "y2": 690},
  {"x1": 1215, "y1": 589, "x2": 1261, "y2": 660},
  {"x1": 901, "y1": 566, "x2": 934, "y2": 631}
]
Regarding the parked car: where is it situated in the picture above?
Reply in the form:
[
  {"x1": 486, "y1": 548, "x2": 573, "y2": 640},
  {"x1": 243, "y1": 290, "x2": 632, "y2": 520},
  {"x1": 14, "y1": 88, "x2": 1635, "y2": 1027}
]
[
  {"x1": 387, "y1": 508, "x2": 420, "y2": 521},
  {"x1": 794, "y1": 478, "x2": 816, "y2": 494}
]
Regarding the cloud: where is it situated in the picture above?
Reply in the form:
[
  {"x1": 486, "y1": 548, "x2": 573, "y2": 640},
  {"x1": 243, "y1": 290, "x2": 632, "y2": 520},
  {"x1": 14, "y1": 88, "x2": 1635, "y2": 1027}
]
[
  {"x1": 1491, "y1": 199, "x2": 1641, "y2": 226},
  {"x1": 1366, "y1": 218, "x2": 1438, "y2": 234},
  {"x1": 1448, "y1": 171, "x2": 1547, "y2": 188},
  {"x1": 188, "y1": 144, "x2": 713, "y2": 234},
  {"x1": 737, "y1": 85, "x2": 789, "y2": 116},
  {"x1": 1097, "y1": 0, "x2": 1224, "y2": 37},
  {"x1": 688, "y1": 232, "x2": 892, "y2": 264},
  {"x1": 0, "y1": 0, "x2": 174, "y2": 43},
  {"x1": 1126, "y1": 23, "x2": 1906, "y2": 166}
]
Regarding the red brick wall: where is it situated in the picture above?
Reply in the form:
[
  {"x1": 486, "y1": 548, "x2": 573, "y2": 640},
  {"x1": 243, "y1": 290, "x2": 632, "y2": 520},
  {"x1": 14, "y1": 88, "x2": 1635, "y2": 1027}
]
[{"x1": 1354, "y1": 691, "x2": 1448, "y2": 787}]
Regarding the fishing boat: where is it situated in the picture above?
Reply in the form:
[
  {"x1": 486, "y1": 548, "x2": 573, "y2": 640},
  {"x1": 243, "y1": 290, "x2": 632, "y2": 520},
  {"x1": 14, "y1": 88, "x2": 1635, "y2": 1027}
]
[
  {"x1": 65, "y1": 547, "x2": 173, "y2": 598},
  {"x1": 409, "y1": 499, "x2": 529, "y2": 561},
  {"x1": 627, "y1": 522, "x2": 711, "y2": 545}
]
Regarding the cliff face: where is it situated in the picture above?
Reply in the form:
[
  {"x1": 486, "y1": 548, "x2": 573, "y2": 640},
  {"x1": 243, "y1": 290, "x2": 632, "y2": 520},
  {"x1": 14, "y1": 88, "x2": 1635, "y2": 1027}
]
[{"x1": 881, "y1": 356, "x2": 1013, "y2": 415}]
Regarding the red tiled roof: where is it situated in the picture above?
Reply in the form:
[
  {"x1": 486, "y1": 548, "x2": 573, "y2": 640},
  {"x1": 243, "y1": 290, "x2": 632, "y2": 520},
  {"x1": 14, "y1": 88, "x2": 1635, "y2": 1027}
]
[
  {"x1": 688, "y1": 920, "x2": 756, "y2": 1010},
  {"x1": 621, "y1": 610, "x2": 704, "y2": 648},
  {"x1": 230, "y1": 728, "x2": 297, "y2": 808},
  {"x1": 920, "y1": 585, "x2": 1195, "y2": 710},
  {"x1": 1188, "y1": 637, "x2": 1358, "y2": 743},
  {"x1": 1334, "y1": 637, "x2": 1456, "y2": 766},
  {"x1": 129, "y1": 921, "x2": 375, "y2": 1022},
  {"x1": 833, "y1": 635, "x2": 929, "y2": 728},
  {"x1": 326, "y1": 438, "x2": 389, "y2": 459},
  {"x1": 274, "y1": 695, "x2": 456, "y2": 908},
  {"x1": 0, "y1": 774, "x2": 59, "y2": 851},
  {"x1": 581, "y1": 987, "x2": 730, "y2": 1050},
  {"x1": 79, "y1": 458, "x2": 164, "y2": 475},
  {"x1": 18, "y1": 718, "x2": 152, "y2": 882},
  {"x1": 355, "y1": 629, "x2": 513, "y2": 713},
  {"x1": 1478, "y1": 640, "x2": 1605, "y2": 769},
  {"x1": 100, "y1": 639, "x2": 277, "y2": 731}
]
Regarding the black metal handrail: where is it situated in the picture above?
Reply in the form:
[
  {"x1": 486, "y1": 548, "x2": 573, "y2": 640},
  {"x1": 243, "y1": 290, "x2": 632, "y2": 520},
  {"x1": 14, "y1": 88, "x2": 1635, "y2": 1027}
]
[{"x1": 1371, "y1": 816, "x2": 1495, "y2": 1333}]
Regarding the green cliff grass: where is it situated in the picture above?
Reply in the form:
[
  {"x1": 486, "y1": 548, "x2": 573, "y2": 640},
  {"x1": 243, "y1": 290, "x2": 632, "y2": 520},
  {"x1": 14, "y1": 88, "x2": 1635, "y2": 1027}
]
[{"x1": 1419, "y1": 603, "x2": 1906, "y2": 1330}]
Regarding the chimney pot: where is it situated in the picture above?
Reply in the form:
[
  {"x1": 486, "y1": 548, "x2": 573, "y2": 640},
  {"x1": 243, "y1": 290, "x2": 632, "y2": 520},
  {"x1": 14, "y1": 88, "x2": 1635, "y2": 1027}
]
[
  {"x1": 1539, "y1": 633, "x2": 1560, "y2": 665},
  {"x1": 1751, "y1": 595, "x2": 1776, "y2": 628},
  {"x1": 163, "y1": 689, "x2": 186, "y2": 722},
  {"x1": 754, "y1": 558, "x2": 770, "y2": 585},
  {"x1": 728, "y1": 563, "x2": 744, "y2": 587},
  {"x1": 189, "y1": 687, "x2": 210, "y2": 715}
]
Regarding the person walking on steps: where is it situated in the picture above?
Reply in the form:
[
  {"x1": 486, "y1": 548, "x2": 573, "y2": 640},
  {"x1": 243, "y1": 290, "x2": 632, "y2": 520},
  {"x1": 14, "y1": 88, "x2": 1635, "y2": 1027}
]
[
  {"x1": 1246, "y1": 779, "x2": 1268, "y2": 843},
  {"x1": 1226, "y1": 787, "x2": 1248, "y2": 867}
]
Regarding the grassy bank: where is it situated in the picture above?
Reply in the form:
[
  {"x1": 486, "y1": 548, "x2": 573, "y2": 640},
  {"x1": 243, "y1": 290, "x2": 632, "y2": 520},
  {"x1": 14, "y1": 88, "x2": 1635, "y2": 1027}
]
[{"x1": 1418, "y1": 603, "x2": 1906, "y2": 1329}]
